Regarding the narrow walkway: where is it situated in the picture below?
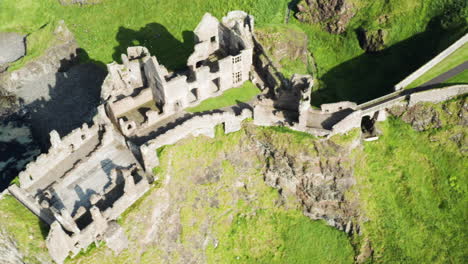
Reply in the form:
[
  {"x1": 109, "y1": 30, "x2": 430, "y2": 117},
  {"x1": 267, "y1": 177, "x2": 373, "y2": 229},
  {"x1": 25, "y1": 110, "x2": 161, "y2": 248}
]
[{"x1": 420, "y1": 61, "x2": 468, "y2": 87}]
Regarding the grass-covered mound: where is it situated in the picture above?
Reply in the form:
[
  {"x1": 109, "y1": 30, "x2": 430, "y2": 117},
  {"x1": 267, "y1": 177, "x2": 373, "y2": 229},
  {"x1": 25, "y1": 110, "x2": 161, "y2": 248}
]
[
  {"x1": 291, "y1": 0, "x2": 467, "y2": 104},
  {"x1": 355, "y1": 98, "x2": 468, "y2": 263}
]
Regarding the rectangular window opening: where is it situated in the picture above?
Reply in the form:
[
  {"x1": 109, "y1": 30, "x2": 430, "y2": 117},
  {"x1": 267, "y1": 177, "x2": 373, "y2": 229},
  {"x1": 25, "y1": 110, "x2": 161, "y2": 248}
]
[
  {"x1": 233, "y1": 71, "x2": 242, "y2": 84},
  {"x1": 232, "y1": 56, "x2": 242, "y2": 64}
]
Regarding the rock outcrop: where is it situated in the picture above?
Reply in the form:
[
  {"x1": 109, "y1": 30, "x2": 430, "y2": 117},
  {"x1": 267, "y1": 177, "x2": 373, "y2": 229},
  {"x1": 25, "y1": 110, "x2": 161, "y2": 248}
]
[
  {"x1": 389, "y1": 97, "x2": 468, "y2": 132},
  {"x1": 252, "y1": 128, "x2": 361, "y2": 231},
  {"x1": 357, "y1": 28, "x2": 387, "y2": 53},
  {"x1": 401, "y1": 103, "x2": 442, "y2": 131},
  {"x1": 295, "y1": 0, "x2": 356, "y2": 34},
  {"x1": 0, "y1": 230, "x2": 23, "y2": 264},
  {"x1": 0, "y1": 21, "x2": 79, "y2": 94},
  {"x1": 0, "y1": 33, "x2": 25, "y2": 67}
]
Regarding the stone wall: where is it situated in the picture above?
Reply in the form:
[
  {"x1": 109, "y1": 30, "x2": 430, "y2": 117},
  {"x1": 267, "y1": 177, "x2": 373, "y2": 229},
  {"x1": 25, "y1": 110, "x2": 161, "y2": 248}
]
[
  {"x1": 409, "y1": 84, "x2": 468, "y2": 106},
  {"x1": 45, "y1": 167, "x2": 149, "y2": 264},
  {"x1": 331, "y1": 110, "x2": 363, "y2": 134},
  {"x1": 321, "y1": 101, "x2": 357, "y2": 113},
  {"x1": 140, "y1": 108, "x2": 252, "y2": 172},
  {"x1": 331, "y1": 85, "x2": 468, "y2": 134},
  {"x1": 17, "y1": 106, "x2": 109, "y2": 189},
  {"x1": 103, "y1": 11, "x2": 255, "y2": 138},
  {"x1": 394, "y1": 33, "x2": 468, "y2": 90},
  {"x1": 108, "y1": 88, "x2": 153, "y2": 118}
]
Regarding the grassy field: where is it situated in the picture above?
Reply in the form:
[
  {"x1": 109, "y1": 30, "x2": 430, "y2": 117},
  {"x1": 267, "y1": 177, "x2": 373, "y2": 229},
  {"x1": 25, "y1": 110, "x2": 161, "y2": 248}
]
[
  {"x1": 290, "y1": 0, "x2": 467, "y2": 104},
  {"x1": 0, "y1": 195, "x2": 51, "y2": 264},
  {"x1": 354, "y1": 99, "x2": 468, "y2": 263},
  {"x1": 186, "y1": 81, "x2": 261, "y2": 113},
  {"x1": 0, "y1": 0, "x2": 290, "y2": 71},
  {"x1": 1, "y1": 0, "x2": 466, "y2": 105},
  {"x1": 406, "y1": 43, "x2": 468, "y2": 88},
  {"x1": 445, "y1": 69, "x2": 468, "y2": 84}
]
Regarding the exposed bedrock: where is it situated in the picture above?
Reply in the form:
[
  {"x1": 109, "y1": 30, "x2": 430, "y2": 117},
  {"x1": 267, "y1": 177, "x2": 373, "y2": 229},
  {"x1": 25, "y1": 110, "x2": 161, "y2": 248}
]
[
  {"x1": 0, "y1": 229, "x2": 23, "y2": 264},
  {"x1": 0, "y1": 32, "x2": 26, "y2": 70},
  {"x1": 295, "y1": 0, "x2": 356, "y2": 34},
  {"x1": 0, "y1": 21, "x2": 106, "y2": 190},
  {"x1": 356, "y1": 28, "x2": 388, "y2": 53},
  {"x1": 251, "y1": 130, "x2": 361, "y2": 232},
  {"x1": 389, "y1": 98, "x2": 468, "y2": 132}
]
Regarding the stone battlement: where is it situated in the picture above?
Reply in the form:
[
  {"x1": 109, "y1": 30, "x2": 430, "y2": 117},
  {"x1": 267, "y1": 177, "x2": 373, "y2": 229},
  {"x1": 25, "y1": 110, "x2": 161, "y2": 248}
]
[
  {"x1": 8, "y1": 10, "x2": 468, "y2": 264},
  {"x1": 18, "y1": 105, "x2": 110, "y2": 190}
]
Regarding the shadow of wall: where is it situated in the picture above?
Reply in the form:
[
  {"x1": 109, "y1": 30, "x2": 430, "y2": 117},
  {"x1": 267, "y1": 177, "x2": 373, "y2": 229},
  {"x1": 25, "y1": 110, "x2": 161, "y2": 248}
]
[
  {"x1": 24, "y1": 51, "x2": 106, "y2": 150},
  {"x1": 0, "y1": 49, "x2": 106, "y2": 192},
  {"x1": 113, "y1": 23, "x2": 195, "y2": 71},
  {"x1": 312, "y1": 16, "x2": 467, "y2": 106}
]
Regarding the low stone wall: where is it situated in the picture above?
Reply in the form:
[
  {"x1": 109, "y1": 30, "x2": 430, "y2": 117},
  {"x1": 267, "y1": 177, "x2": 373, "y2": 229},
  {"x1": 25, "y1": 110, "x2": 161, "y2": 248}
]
[
  {"x1": 8, "y1": 185, "x2": 55, "y2": 224},
  {"x1": 109, "y1": 88, "x2": 153, "y2": 118},
  {"x1": 331, "y1": 110, "x2": 363, "y2": 135},
  {"x1": 409, "y1": 84, "x2": 468, "y2": 106},
  {"x1": 394, "y1": 33, "x2": 468, "y2": 90},
  {"x1": 140, "y1": 109, "x2": 252, "y2": 172},
  {"x1": 17, "y1": 106, "x2": 109, "y2": 190},
  {"x1": 321, "y1": 101, "x2": 357, "y2": 113},
  {"x1": 331, "y1": 85, "x2": 468, "y2": 134},
  {"x1": 360, "y1": 95, "x2": 406, "y2": 116}
]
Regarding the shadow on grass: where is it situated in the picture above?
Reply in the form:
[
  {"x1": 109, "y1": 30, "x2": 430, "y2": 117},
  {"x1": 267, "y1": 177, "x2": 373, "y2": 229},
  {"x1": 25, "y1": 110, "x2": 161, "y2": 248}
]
[
  {"x1": 113, "y1": 23, "x2": 195, "y2": 71},
  {"x1": 38, "y1": 218, "x2": 50, "y2": 239},
  {"x1": 312, "y1": 17, "x2": 468, "y2": 106}
]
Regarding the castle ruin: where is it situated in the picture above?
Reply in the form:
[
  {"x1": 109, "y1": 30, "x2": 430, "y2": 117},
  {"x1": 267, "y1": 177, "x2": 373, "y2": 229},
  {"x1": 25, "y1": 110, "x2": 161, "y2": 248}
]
[{"x1": 6, "y1": 10, "x2": 468, "y2": 264}]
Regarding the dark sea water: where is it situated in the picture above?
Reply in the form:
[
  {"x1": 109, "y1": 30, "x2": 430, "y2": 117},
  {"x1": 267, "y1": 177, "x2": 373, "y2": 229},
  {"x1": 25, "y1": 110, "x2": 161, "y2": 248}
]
[{"x1": 0, "y1": 114, "x2": 41, "y2": 191}]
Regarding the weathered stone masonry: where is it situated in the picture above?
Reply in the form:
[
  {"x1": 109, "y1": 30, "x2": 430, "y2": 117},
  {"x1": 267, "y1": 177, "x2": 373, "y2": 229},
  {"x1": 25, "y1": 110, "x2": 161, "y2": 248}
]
[
  {"x1": 6, "y1": 10, "x2": 468, "y2": 264},
  {"x1": 7, "y1": 11, "x2": 257, "y2": 264}
]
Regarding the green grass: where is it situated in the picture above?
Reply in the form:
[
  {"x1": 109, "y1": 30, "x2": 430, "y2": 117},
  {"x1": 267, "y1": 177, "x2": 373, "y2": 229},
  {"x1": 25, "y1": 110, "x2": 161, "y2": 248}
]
[
  {"x1": 444, "y1": 69, "x2": 468, "y2": 84},
  {"x1": 0, "y1": 0, "x2": 290, "y2": 71},
  {"x1": 0, "y1": 1, "x2": 57, "y2": 71},
  {"x1": 186, "y1": 81, "x2": 261, "y2": 113},
  {"x1": 207, "y1": 210, "x2": 354, "y2": 264},
  {"x1": 0, "y1": 195, "x2": 51, "y2": 264},
  {"x1": 7, "y1": 22, "x2": 58, "y2": 71},
  {"x1": 1, "y1": 0, "x2": 466, "y2": 104},
  {"x1": 61, "y1": 122, "x2": 354, "y2": 263},
  {"x1": 354, "y1": 101, "x2": 468, "y2": 263},
  {"x1": 256, "y1": 24, "x2": 313, "y2": 79},
  {"x1": 407, "y1": 43, "x2": 468, "y2": 88},
  {"x1": 291, "y1": 0, "x2": 467, "y2": 104}
]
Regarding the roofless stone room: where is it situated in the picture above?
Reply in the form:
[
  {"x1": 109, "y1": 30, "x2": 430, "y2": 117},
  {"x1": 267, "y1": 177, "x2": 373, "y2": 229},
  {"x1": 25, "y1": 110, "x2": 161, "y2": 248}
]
[{"x1": 0, "y1": 1, "x2": 467, "y2": 263}]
